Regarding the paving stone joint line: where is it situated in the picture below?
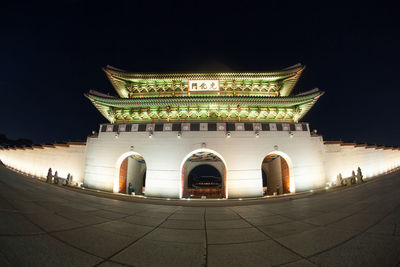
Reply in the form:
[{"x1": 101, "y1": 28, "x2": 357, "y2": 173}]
[
  {"x1": 307, "y1": 202, "x2": 400, "y2": 260},
  {"x1": 228, "y1": 207, "x2": 316, "y2": 266},
  {"x1": 93, "y1": 209, "x2": 180, "y2": 267}
]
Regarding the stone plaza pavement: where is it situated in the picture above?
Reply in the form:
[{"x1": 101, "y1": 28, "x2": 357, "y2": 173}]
[{"x1": 0, "y1": 166, "x2": 399, "y2": 267}]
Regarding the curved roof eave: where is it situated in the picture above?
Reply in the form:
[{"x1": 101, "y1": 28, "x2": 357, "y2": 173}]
[
  {"x1": 103, "y1": 64, "x2": 306, "y2": 98},
  {"x1": 85, "y1": 90, "x2": 323, "y2": 109},
  {"x1": 103, "y1": 64, "x2": 305, "y2": 79}
]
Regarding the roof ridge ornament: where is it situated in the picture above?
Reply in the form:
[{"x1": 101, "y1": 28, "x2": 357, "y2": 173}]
[{"x1": 283, "y1": 63, "x2": 303, "y2": 70}]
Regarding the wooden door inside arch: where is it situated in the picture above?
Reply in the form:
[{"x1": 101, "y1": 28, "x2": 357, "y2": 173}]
[
  {"x1": 119, "y1": 157, "x2": 128, "y2": 193},
  {"x1": 280, "y1": 157, "x2": 290, "y2": 194}
]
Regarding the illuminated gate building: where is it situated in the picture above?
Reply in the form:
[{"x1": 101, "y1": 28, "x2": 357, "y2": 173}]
[
  {"x1": 84, "y1": 64, "x2": 325, "y2": 198},
  {"x1": 2, "y1": 64, "x2": 399, "y2": 198}
]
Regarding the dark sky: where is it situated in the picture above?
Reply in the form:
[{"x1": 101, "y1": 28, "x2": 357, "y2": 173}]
[{"x1": 1, "y1": 1, "x2": 399, "y2": 146}]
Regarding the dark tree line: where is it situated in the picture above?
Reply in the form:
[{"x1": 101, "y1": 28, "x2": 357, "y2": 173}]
[{"x1": 0, "y1": 134, "x2": 33, "y2": 148}]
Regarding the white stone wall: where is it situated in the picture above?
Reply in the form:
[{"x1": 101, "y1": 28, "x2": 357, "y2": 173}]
[
  {"x1": 83, "y1": 128, "x2": 327, "y2": 198},
  {"x1": 1, "y1": 129, "x2": 399, "y2": 199},
  {"x1": 0, "y1": 144, "x2": 87, "y2": 183},
  {"x1": 323, "y1": 143, "x2": 400, "y2": 183}
]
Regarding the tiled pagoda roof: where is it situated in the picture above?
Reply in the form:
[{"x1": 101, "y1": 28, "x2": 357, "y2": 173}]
[
  {"x1": 103, "y1": 64, "x2": 305, "y2": 98},
  {"x1": 86, "y1": 90, "x2": 322, "y2": 107},
  {"x1": 85, "y1": 89, "x2": 323, "y2": 123}
]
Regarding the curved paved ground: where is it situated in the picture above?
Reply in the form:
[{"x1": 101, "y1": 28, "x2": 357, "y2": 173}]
[{"x1": 0, "y1": 166, "x2": 399, "y2": 267}]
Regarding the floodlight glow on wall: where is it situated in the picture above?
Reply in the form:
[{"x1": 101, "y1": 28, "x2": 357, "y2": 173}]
[{"x1": 226, "y1": 131, "x2": 231, "y2": 138}]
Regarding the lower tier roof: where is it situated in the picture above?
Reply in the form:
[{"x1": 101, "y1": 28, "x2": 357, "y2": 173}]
[{"x1": 85, "y1": 89, "x2": 323, "y2": 123}]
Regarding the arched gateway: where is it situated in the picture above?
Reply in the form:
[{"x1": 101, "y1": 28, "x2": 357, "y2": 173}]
[
  {"x1": 84, "y1": 64, "x2": 324, "y2": 198},
  {"x1": 114, "y1": 152, "x2": 147, "y2": 195},
  {"x1": 261, "y1": 151, "x2": 294, "y2": 195},
  {"x1": 180, "y1": 149, "x2": 227, "y2": 199}
]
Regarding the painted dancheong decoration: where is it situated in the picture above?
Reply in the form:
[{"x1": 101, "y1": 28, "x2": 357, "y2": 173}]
[
  {"x1": 1, "y1": 64, "x2": 399, "y2": 199},
  {"x1": 85, "y1": 64, "x2": 323, "y2": 123}
]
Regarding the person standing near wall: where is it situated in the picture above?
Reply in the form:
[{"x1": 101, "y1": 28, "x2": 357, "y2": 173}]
[
  {"x1": 128, "y1": 182, "x2": 132, "y2": 194},
  {"x1": 46, "y1": 168, "x2": 52, "y2": 183},
  {"x1": 357, "y1": 167, "x2": 364, "y2": 183}
]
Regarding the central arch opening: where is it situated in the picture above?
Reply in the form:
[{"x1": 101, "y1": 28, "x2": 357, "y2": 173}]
[
  {"x1": 188, "y1": 165, "x2": 222, "y2": 188},
  {"x1": 182, "y1": 151, "x2": 225, "y2": 198},
  {"x1": 118, "y1": 154, "x2": 147, "y2": 195}
]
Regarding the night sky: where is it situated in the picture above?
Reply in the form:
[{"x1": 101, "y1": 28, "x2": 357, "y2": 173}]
[{"x1": 1, "y1": 1, "x2": 399, "y2": 146}]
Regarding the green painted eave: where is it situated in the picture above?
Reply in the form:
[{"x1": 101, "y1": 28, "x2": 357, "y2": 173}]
[
  {"x1": 86, "y1": 90, "x2": 322, "y2": 109},
  {"x1": 85, "y1": 89, "x2": 323, "y2": 123}
]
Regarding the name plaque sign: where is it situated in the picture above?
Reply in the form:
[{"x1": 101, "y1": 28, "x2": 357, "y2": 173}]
[{"x1": 188, "y1": 80, "x2": 219, "y2": 91}]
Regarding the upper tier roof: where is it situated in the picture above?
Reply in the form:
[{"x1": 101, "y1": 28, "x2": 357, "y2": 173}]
[{"x1": 104, "y1": 64, "x2": 305, "y2": 98}]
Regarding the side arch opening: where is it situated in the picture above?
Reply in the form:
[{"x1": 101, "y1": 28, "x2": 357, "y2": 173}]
[
  {"x1": 114, "y1": 152, "x2": 147, "y2": 195},
  {"x1": 261, "y1": 152, "x2": 293, "y2": 195}
]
